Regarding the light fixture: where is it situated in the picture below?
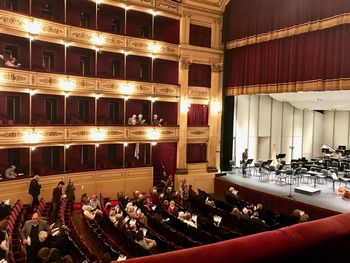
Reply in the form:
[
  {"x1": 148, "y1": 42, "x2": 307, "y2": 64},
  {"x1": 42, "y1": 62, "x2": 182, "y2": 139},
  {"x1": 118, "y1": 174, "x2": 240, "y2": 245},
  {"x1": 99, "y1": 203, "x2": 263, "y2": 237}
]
[
  {"x1": 23, "y1": 128, "x2": 42, "y2": 144},
  {"x1": 65, "y1": 144, "x2": 70, "y2": 149},
  {"x1": 95, "y1": 0, "x2": 102, "y2": 4},
  {"x1": 124, "y1": 50, "x2": 129, "y2": 56},
  {"x1": 124, "y1": 96, "x2": 129, "y2": 101},
  {"x1": 150, "y1": 97, "x2": 156, "y2": 103},
  {"x1": 91, "y1": 34, "x2": 106, "y2": 46},
  {"x1": 94, "y1": 93, "x2": 101, "y2": 100},
  {"x1": 91, "y1": 128, "x2": 106, "y2": 141},
  {"x1": 64, "y1": 92, "x2": 70, "y2": 98},
  {"x1": 150, "y1": 10, "x2": 158, "y2": 16},
  {"x1": 59, "y1": 78, "x2": 75, "y2": 91},
  {"x1": 148, "y1": 43, "x2": 161, "y2": 54},
  {"x1": 62, "y1": 41, "x2": 71, "y2": 48},
  {"x1": 211, "y1": 100, "x2": 221, "y2": 114},
  {"x1": 123, "y1": 142, "x2": 128, "y2": 147},
  {"x1": 23, "y1": 20, "x2": 42, "y2": 35},
  {"x1": 29, "y1": 89, "x2": 37, "y2": 96},
  {"x1": 31, "y1": 146, "x2": 36, "y2": 151},
  {"x1": 151, "y1": 142, "x2": 157, "y2": 146},
  {"x1": 95, "y1": 143, "x2": 100, "y2": 148},
  {"x1": 123, "y1": 4, "x2": 130, "y2": 10},
  {"x1": 148, "y1": 129, "x2": 160, "y2": 140},
  {"x1": 119, "y1": 83, "x2": 134, "y2": 94},
  {"x1": 180, "y1": 98, "x2": 191, "y2": 113}
]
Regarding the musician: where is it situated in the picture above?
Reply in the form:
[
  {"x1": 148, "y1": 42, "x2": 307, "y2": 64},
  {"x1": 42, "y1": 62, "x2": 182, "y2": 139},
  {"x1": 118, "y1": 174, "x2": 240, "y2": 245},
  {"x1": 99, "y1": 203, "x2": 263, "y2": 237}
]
[{"x1": 242, "y1": 149, "x2": 248, "y2": 175}]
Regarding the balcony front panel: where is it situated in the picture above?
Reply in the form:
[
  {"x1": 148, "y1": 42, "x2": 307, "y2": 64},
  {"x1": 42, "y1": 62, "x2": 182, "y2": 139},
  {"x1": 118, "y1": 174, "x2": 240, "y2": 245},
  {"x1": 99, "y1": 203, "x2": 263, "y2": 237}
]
[
  {"x1": 0, "y1": 10, "x2": 179, "y2": 58},
  {"x1": 0, "y1": 125, "x2": 179, "y2": 146},
  {"x1": 0, "y1": 68, "x2": 180, "y2": 97},
  {"x1": 188, "y1": 86, "x2": 211, "y2": 99},
  {"x1": 187, "y1": 126, "x2": 209, "y2": 143}
]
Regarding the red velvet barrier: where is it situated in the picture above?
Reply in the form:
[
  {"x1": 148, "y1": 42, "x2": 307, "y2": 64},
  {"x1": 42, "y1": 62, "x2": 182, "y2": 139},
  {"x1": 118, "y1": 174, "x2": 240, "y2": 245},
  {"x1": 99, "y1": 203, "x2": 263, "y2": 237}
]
[
  {"x1": 225, "y1": 0, "x2": 350, "y2": 42},
  {"x1": 118, "y1": 213, "x2": 350, "y2": 263},
  {"x1": 226, "y1": 25, "x2": 350, "y2": 88}
]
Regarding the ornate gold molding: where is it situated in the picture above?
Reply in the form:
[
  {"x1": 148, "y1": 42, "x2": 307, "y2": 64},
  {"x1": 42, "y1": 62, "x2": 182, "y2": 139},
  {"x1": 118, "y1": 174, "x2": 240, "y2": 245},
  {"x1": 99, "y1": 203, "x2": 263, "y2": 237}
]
[
  {"x1": 187, "y1": 126, "x2": 209, "y2": 143},
  {"x1": 227, "y1": 13, "x2": 350, "y2": 49},
  {"x1": 188, "y1": 86, "x2": 210, "y2": 99},
  {"x1": 226, "y1": 78, "x2": 350, "y2": 96},
  {"x1": 210, "y1": 61, "x2": 223, "y2": 72},
  {"x1": 0, "y1": 10, "x2": 178, "y2": 58},
  {"x1": 0, "y1": 125, "x2": 179, "y2": 146},
  {"x1": 0, "y1": 68, "x2": 180, "y2": 97},
  {"x1": 180, "y1": 57, "x2": 192, "y2": 70}
]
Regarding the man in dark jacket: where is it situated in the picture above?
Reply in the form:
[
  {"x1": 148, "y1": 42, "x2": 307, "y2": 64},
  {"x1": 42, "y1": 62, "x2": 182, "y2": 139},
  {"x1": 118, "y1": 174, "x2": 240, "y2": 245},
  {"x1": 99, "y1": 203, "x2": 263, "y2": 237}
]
[
  {"x1": 29, "y1": 175, "x2": 41, "y2": 209},
  {"x1": 51, "y1": 181, "x2": 65, "y2": 223}
]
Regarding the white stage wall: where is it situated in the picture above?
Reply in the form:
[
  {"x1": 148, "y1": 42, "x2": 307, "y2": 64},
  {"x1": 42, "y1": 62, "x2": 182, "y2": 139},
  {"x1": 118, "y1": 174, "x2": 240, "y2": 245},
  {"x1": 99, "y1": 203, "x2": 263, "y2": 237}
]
[{"x1": 233, "y1": 95, "x2": 326, "y2": 165}]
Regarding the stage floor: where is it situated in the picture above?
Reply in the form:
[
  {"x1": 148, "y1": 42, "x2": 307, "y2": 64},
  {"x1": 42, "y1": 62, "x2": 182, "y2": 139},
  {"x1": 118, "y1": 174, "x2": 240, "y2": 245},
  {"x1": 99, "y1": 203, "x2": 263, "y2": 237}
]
[{"x1": 221, "y1": 170, "x2": 350, "y2": 213}]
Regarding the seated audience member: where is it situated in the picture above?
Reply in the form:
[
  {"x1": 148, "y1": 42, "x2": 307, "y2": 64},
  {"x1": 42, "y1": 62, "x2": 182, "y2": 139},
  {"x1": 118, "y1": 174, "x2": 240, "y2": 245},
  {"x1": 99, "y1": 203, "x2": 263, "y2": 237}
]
[
  {"x1": 4, "y1": 165, "x2": 17, "y2": 179},
  {"x1": 225, "y1": 186, "x2": 239, "y2": 204},
  {"x1": 81, "y1": 193, "x2": 90, "y2": 207},
  {"x1": 289, "y1": 209, "x2": 310, "y2": 224},
  {"x1": 135, "y1": 230, "x2": 157, "y2": 250},
  {"x1": 152, "y1": 114, "x2": 164, "y2": 126},
  {"x1": 231, "y1": 207, "x2": 241, "y2": 217},
  {"x1": 178, "y1": 211, "x2": 185, "y2": 221},
  {"x1": 165, "y1": 187, "x2": 174, "y2": 200},
  {"x1": 89, "y1": 195, "x2": 101, "y2": 211},
  {"x1": 128, "y1": 114, "x2": 137, "y2": 125},
  {"x1": 82, "y1": 205, "x2": 103, "y2": 221},
  {"x1": 0, "y1": 220, "x2": 9, "y2": 262},
  {"x1": 128, "y1": 206, "x2": 148, "y2": 227},
  {"x1": 183, "y1": 212, "x2": 197, "y2": 228},
  {"x1": 205, "y1": 197, "x2": 216, "y2": 208},
  {"x1": 5, "y1": 57, "x2": 21, "y2": 68},
  {"x1": 102, "y1": 253, "x2": 112, "y2": 263},
  {"x1": 0, "y1": 55, "x2": 5, "y2": 67},
  {"x1": 167, "y1": 200, "x2": 176, "y2": 214},
  {"x1": 136, "y1": 114, "x2": 146, "y2": 125}
]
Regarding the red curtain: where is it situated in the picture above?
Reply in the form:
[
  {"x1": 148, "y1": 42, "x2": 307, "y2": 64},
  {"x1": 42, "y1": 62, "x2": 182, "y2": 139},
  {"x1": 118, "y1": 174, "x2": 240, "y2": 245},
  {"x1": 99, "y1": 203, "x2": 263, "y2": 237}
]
[
  {"x1": 187, "y1": 143, "x2": 207, "y2": 163},
  {"x1": 126, "y1": 10, "x2": 152, "y2": 38},
  {"x1": 66, "y1": 0, "x2": 96, "y2": 29},
  {"x1": 189, "y1": 63, "x2": 211, "y2": 87},
  {"x1": 225, "y1": 0, "x2": 350, "y2": 42},
  {"x1": 31, "y1": 40, "x2": 65, "y2": 73},
  {"x1": 153, "y1": 101, "x2": 178, "y2": 125},
  {"x1": 0, "y1": 0, "x2": 30, "y2": 14},
  {"x1": 154, "y1": 16, "x2": 179, "y2": 44},
  {"x1": 226, "y1": 25, "x2": 350, "y2": 89},
  {"x1": 189, "y1": 24, "x2": 211, "y2": 48},
  {"x1": 31, "y1": 0, "x2": 64, "y2": 23},
  {"x1": 152, "y1": 142, "x2": 177, "y2": 183},
  {"x1": 187, "y1": 104, "x2": 208, "y2": 126},
  {"x1": 98, "y1": 4, "x2": 125, "y2": 34},
  {"x1": 153, "y1": 59, "x2": 178, "y2": 85}
]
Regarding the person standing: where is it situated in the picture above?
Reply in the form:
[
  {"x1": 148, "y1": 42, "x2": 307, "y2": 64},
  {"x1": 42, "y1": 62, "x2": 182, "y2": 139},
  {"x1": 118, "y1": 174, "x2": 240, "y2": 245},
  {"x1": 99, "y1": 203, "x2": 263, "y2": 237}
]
[
  {"x1": 242, "y1": 148, "x2": 248, "y2": 175},
  {"x1": 65, "y1": 180, "x2": 75, "y2": 203},
  {"x1": 29, "y1": 175, "x2": 41, "y2": 209},
  {"x1": 51, "y1": 181, "x2": 65, "y2": 223},
  {"x1": 20, "y1": 213, "x2": 50, "y2": 263}
]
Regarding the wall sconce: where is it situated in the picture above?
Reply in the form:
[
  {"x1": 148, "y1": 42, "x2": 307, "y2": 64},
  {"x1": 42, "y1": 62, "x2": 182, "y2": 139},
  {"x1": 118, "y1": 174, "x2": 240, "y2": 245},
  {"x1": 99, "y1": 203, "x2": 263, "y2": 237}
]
[
  {"x1": 91, "y1": 34, "x2": 106, "y2": 47},
  {"x1": 31, "y1": 146, "x2": 36, "y2": 151},
  {"x1": 23, "y1": 20, "x2": 42, "y2": 36},
  {"x1": 94, "y1": 93, "x2": 101, "y2": 100},
  {"x1": 59, "y1": 78, "x2": 75, "y2": 91},
  {"x1": 29, "y1": 89, "x2": 37, "y2": 96},
  {"x1": 151, "y1": 142, "x2": 157, "y2": 146},
  {"x1": 91, "y1": 128, "x2": 106, "y2": 141},
  {"x1": 62, "y1": 41, "x2": 71, "y2": 48},
  {"x1": 95, "y1": 143, "x2": 100, "y2": 148},
  {"x1": 65, "y1": 144, "x2": 70, "y2": 149},
  {"x1": 148, "y1": 129, "x2": 160, "y2": 140},
  {"x1": 150, "y1": 10, "x2": 158, "y2": 16},
  {"x1": 150, "y1": 97, "x2": 156, "y2": 103},
  {"x1": 119, "y1": 83, "x2": 134, "y2": 94},
  {"x1": 95, "y1": 0, "x2": 102, "y2": 4},
  {"x1": 148, "y1": 43, "x2": 161, "y2": 54},
  {"x1": 23, "y1": 128, "x2": 42, "y2": 144},
  {"x1": 211, "y1": 100, "x2": 221, "y2": 114},
  {"x1": 123, "y1": 142, "x2": 128, "y2": 147},
  {"x1": 124, "y1": 96, "x2": 129, "y2": 101},
  {"x1": 181, "y1": 99, "x2": 191, "y2": 113}
]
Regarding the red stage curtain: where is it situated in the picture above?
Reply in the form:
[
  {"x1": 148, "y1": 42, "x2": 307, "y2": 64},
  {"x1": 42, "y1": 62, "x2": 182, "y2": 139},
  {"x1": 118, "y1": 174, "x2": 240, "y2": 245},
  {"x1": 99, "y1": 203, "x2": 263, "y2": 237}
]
[
  {"x1": 225, "y1": 0, "x2": 350, "y2": 42},
  {"x1": 226, "y1": 25, "x2": 350, "y2": 92},
  {"x1": 187, "y1": 143, "x2": 207, "y2": 163},
  {"x1": 187, "y1": 104, "x2": 208, "y2": 126}
]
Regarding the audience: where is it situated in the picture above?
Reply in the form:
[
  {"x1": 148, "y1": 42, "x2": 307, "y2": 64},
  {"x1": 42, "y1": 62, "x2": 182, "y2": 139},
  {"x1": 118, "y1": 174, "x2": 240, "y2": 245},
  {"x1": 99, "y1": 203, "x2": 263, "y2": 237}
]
[
  {"x1": 151, "y1": 114, "x2": 164, "y2": 126},
  {"x1": 5, "y1": 57, "x2": 21, "y2": 68},
  {"x1": 0, "y1": 55, "x2": 5, "y2": 67},
  {"x1": 136, "y1": 114, "x2": 146, "y2": 125},
  {"x1": 4, "y1": 165, "x2": 17, "y2": 180},
  {"x1": 0, "y1": 220, "x2": 9, "y2": 262},
  {"x1": 135, "y1": 230, "x2": 157, "y2": 250},
  {"x1": 128, "y1": 114, "x2": 137, "y2": 125}
]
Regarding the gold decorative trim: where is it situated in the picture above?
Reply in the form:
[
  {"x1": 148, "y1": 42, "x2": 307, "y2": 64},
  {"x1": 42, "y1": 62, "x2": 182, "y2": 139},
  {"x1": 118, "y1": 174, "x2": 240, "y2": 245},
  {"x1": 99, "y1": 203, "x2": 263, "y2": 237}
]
[
  {"x1": 227, "y1": 13, "x2": 350, "y2": 49},
  {"x1": 226, "y1": 78, "x2": 350, "y2": 96}
]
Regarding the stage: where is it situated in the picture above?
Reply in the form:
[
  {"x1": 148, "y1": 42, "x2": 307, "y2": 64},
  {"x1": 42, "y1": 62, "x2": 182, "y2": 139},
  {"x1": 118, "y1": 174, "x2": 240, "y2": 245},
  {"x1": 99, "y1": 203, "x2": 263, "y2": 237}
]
[{"x1": 215, "y1": 170, "x2": 350, "y2": 219}]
